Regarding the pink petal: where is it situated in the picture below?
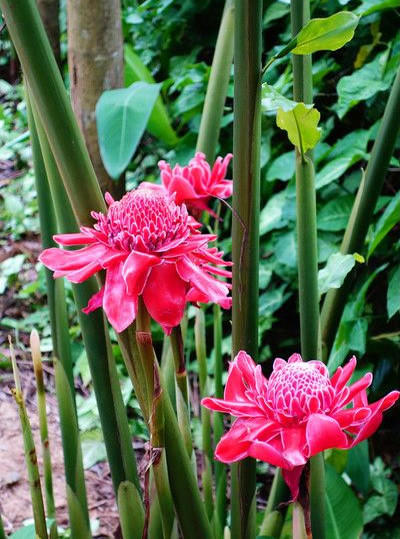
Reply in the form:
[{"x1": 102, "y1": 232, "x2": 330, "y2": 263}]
[
  {"x1": 142, "y1": 263, "x2": 187, "y2": 333},
  {"x1": 280, "y1": 427, "x2": 308, "y2": 467},
  {"x1": 214, "y1": 417, "x2": 269, "y2": 463},
  {"x1": 176, "y1": 257, "x2": 230, "y2": 303},
  {"x1": 306, "y1": 414, "x2": 349, "y2": 456},
  {"x1": 39, "y1": 243, "x2": 108, "y2": 272},
  {"x1": 201, "y1": 396, "x2": 262, "y2": 417},
  {"x1": 82, "y1": 287, "x2": 104, "y2": 314},
  {"x1": 103, "y1": 261, "x2": 137, "y2": 333},
  {"x1": 53, "y1": 232, "x2": 97, "y2": 246},
  {"x1": 330, "y1": 356, "x2": 357, "y2": 391},
  {"x1": 282, "y1": 465, "x2": 305, "y2": 501},
  {"x1": 63, "y1": 259, "x2": 102, "y2": 283},
  {"x1": 248, "y1": 438, "x2": 289, "y2": 469},
  {"x1": 122, "y1": 250, "x2": 161, "y2": 296}
]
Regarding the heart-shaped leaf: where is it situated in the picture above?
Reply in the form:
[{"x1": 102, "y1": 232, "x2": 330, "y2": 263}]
[
  {"x1": 276, "y1": 103, "x2": 321, "y2": 154},
  {"x1": 96, "y1": 82, "x2": 161, "y2": 179}
]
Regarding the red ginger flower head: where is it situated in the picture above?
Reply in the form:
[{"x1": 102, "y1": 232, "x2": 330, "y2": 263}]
[
  {"x1": 202, "y1": 352, "x2": 399, "y2": 500},
  {"x1": 39, "y1": 189, "x2": 232, "y2": 334},
  {"x1": 141, "y1": 152, "x2": 233, "y2": 217}
]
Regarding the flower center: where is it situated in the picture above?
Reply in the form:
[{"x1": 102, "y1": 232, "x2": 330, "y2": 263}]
[
  {"x1": 267, "y1": 362, "x2": 334, "y2": 419},
  {"x1": 93, "y1": 190, "x2": 190, "y2": 252}
]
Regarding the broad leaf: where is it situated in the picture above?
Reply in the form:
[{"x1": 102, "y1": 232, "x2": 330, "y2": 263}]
[
  {"x1": 368, "y1": 192, "x2": 400, "y2": 258},
  {"x1": 124, "y1": 45, "x2": 178, "y2": 146},
  {"x1": 363, "y1": 476, "x2": 398, "y2": 524},
  {"x1": 318, "y1": 252, "x2": 360, "y2": 296},
  {"x1": 261, "y1": 84, "x2": 298, "y2": 113},
  {"x1": 96, "y1": 81, "x2": 161, "y2": 178},
  {"x1": 335, "y1": 49, "x2": 395, "y2": 119},
  {"x1": 346, "y1": 441, "x2": 370, "y2": 496},
  {"x1": 290, "y1": 12, "x2": 359, "y2": 55},
  {"x1": 266, "y1": 151, "x2": 295, "y2": 182},
  {"x1": 387, "y1": 266, "x2": 400, "y2": 319},
  {"x1": 317, "y1": 196, "x2": 354, "y2": 231},
  {"x1": 276, "y1": 103, "x2": 321, "y2": 154},
  {"x1": 325, "y1": 464, "x2": 363, "y2": 539},
  {"x1": 356, "y1": 0, "x2": 400, "y2": 16}
]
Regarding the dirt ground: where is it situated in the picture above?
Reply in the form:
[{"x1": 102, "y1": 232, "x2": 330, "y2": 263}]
[{"x1": 0, "y1": 365, "x2": 120, "y2": 538}]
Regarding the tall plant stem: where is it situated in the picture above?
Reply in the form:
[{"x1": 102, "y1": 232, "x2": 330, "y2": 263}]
[
  {"x1": 10, "y1": 339, "x2": 49, "y2": 539},
  {"x1": 290, "y1": 1, "x2": 325, "y2": 537},
  {"x1": 30, "y1": 330, "x2": 56, "y2": 520},
  {"x1": 321, "y1": 65, "x2": 400, "y2": 354},
  {"x1": 231, "y1": 1, "x2": 262, "y2": 538},
  {"x1": 196, "y1": 0, "x2": 234, "y2": 160},
  {"x1": 0, "y1": 512, "x2": 6, "y2": 539}
]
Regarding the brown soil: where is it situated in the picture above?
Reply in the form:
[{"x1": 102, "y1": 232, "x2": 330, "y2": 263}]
[{"x1": 0, "y1": 365, "x2": 119, "y2": 538}]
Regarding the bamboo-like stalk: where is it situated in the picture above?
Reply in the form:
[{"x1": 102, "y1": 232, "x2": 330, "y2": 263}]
[
  {"x1": 136, "y1": 301, "x2": 175, "y2": 538},
  {"x1": 0, "y1": 0, "x2": 106, "y2": 223},
  {"x1": 30, "y1": 330, "x2": 56, "y2": 520},
  {"x1": 195, "y1": 309, "x2": 213, "y2": 519},
  {"x1": 10, "y1": 338, "x2": 49, "y2": 539},
  {"x1": 25, "y1": 91, "x2": 75, "y2": 395},
  {"x1": 196, "y1": 0, "x2": 234, "y2": 161},
  {"x1": 259, "y1": 470, "x2": 288, "y2": 537},
  {"x1": 290, "y1": 1, "x2": 325, "y2": 537},
  {"x1": 29, "y1": 95, "x2": 141, "y2": 497},
  {"x1": 118, "y1": 481, "x2": 145, "y2": 539},
  {"x1": 321, "y1": 64, "x2": 400, "y2": 354},
  {"x1": 293, "y1": 503, "x2": 308, "y2": 539},
  {"x1": 54, "y1": 358, "x2": 91, "y2": 535},
  {"x1": 231, "y1": 0, "x2": 262, "y2": 537}
]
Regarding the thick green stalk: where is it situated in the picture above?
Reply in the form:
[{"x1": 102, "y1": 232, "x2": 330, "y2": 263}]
[
  {"x1": 170, "y1": 326, "x2": 189, "y2": 410},
  {"x1": 292, "y1": 503, "x2": 308, "y2": 539},
  {"x1": 290, "y1": 1, "x2": 325, "y2": 537},
  {"x1": 295, "y1": 156, "x2": 320, "y2": 360},
  {"x1": 30, "y1": 330, "x2": 56, "y2": 520},
  {"x1": 30, "y1": 97, "x2": 141, "y2": 496},
  {"x1": 231, "y1": 1, "x2": 262, "y2": 537},
  {"x1": 10, "y1": 339, "x2": 48, "y2": 539},
  {"x1": 195, "y1": 309, "x2": 213, "y2": 519},
  {"x1": 196, "y1": 0, "x2": 234, "y2": 160},
  {"x1": 54, "y1": 358, "x2": 91, "y2": 535},
  {"x1": 259, "y1": 470, "x2": 288, "y2": 537},
  {"x1": 136, "y1": 302, "x2": 175, "y2": 539},
  {"x1": 0, "y1": 0, "x2": 106, "y2": 222},
  {"x1": 26, "y1": 90, "x2": 75, "y2": 394},
  {"x1": 321, "y1": 65, "x2": 400, "y2": 353},
  {"x1": 118, "y1": 481, "x2": 145, "y2": 539}
]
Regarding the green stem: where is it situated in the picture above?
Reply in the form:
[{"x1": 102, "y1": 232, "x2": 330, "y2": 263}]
[
  {"x1": 321, "y1": 64, "x2": 400, "y2": 354},
  {"x1": 231, "y1": 0, "x2": 262, "y2": 537},
  {"x1": 290, "y1": 1, "x2": 325, "y2": 536},
  {"x1": 295, "y1": 155, "x2": 320, "y2": 360},
  {"x1": 259, "y1": 470, "x2": 288, "y2": 537},
  {"x1": 10, "y1": 339, "x2": 49, "y2": 539},
  {"x1": 292, "y1": 503, "x2": 308, "y2": 539},
  {"x1": 30, "y1": 330, "x2": 56, "y2": 520},
  {"x1": 118, "y1": 481, "x2": 145, "y2": 539},
  {"x1": 196, "y1": 0, "x2": 234, "y2": 160},
  {"x1": 170, "y1": 325, "x2": 189, "y2": 408}
]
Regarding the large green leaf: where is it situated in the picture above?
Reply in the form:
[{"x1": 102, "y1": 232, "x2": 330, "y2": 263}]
[
  {"x1": 325, "y1": 465, "x2": 363, "y2": 539},
  {"x1": 96, "y1": 81, "x2": 161, "y2": 179},
  {"x1": 367, "y1": 192, "x2": 400, "y2": 258},
  {"x1": 124, "y1": 45, "x2": 178, "y2": 146},
  {"x1": 335, "y1": 49, "x2": 395, "y2": 118},
  {"x1": 317, "y1": 196, "x2": 354, "y2": 231},
  {"x1": 276, "y1": 103, "x2": 321, "y2": 154},
  {"x1": 261, "y1": 84, "x2": 298, "y2": 113},
  {"x1": 387, "y1": 266, "x2": 400, "y2": 319},
  {"x1": 290, "y1": 12, "x2": 359, "y2": 55},
  {"x1": 318, "y1": 252, "x2": 358, "y2": 296},
  {"x1": 345, "y1": 441, "x2": 370, "y2": 497},
  {"x1": 356, "y1": 0, "x2": 400, "y2": 16}
]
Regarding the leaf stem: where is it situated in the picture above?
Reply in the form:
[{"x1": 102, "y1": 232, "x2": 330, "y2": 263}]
[{"x1": 231, "y1": 0, "x2": 262, "y2": 536}]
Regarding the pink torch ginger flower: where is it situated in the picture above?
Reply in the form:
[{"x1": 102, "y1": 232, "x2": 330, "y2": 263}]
[
  {"x1": 142, "y1": 152, "x2": 233, "y2": 216},
  {"x1": 202, "y1": 352, "x2": 399, "y2": 499},
  {"x1": 39, "y1": 189, "x2": 232, "y2": 334}
]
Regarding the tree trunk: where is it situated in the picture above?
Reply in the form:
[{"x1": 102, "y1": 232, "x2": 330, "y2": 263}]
[
  {"x1": 37, "y1": 0, "x2": 61, "y2": 67},
  {"x1": 67, "y1": 0, "x2": 124, "y2": 198}
]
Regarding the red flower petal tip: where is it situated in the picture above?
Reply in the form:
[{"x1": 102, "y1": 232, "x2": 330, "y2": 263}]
[{"x1": 202, "y1": 352, "x2": 399, "y2": 500}]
